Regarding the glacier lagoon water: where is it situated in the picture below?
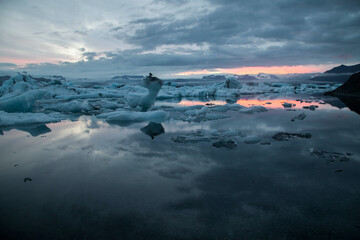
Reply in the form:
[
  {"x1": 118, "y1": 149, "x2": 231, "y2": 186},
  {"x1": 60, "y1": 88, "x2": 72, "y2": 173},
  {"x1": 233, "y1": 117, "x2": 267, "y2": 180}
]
[{"x1": 1, "y1": 93, "x2": 360, "y2": 239}]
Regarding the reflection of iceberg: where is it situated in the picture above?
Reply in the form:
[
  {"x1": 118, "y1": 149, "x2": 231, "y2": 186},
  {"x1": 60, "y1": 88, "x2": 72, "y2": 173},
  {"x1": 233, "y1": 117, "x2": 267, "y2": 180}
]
[
  {"x1": 141, "y1": 122, "x2": 165, "y2": 139},
  {"x1": 1, "y1": 124, "x2": 51, "y2": 136},
  {"x1": 99, "y1": 110, "x2": 167, "y2": 127}
]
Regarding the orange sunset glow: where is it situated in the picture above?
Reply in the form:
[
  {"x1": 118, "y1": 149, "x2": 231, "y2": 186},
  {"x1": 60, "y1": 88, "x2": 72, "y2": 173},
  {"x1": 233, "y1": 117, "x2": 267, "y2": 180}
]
[
  {"x1": 0, "y1": 57, "x2": 64, "y2": 66},
  {"x1": 178, "y1": 99, "x2": 334, "y2": 110},
  {"x1": 174, "y1": 64, "x2": 335, "y2": 76}
]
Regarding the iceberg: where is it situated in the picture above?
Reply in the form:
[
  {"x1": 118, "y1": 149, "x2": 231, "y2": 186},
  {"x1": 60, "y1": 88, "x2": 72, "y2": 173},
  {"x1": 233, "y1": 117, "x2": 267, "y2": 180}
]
[
  {"x1": 0, "y1": 111, "x2": 64, "y2": 127},
  {"x1": 98, "y1": 110, "x2": 167, "y2": 125},
  {"x1": 127, "y1": 74, "x2": 163, "y2": 110}
]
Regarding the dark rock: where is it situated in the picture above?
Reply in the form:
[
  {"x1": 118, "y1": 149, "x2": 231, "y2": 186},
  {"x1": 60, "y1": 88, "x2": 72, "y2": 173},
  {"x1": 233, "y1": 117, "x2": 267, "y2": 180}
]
[
  {"x1": 272, "y1": 132, "x2": 311, "y2": 141},
  {"x1": 212, "y1": 139, "x2": 237, "y2": 149},
  {"x1": 24, "y1": 177, "x2": 32, "y2": 182},
  {"x1": 324, "y1": 73, "x2": 360, "y2": 114},
  {"x1": 325, "y1": 72, "x2": 360, "y2": 97},
  {"x1": 205, "y1": 103, "x2": 215, "y2": 107}
]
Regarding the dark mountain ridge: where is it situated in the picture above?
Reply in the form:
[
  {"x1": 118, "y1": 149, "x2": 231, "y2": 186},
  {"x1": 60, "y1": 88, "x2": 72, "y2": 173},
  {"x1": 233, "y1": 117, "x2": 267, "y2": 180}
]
[{"x1": 325, "y1": 63, "x2": 360, "y2": 74}]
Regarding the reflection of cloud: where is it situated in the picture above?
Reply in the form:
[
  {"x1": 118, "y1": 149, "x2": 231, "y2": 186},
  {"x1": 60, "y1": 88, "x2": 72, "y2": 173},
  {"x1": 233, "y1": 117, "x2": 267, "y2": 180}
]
[
  {"x1": 79, "y1": 116, "x2": 102, "y2": 129},
  {"x1": 165, "y1": 145, "x2": 360, "y2": 238},
  {"x1": 1, "y1": 105, "x2": 360, "y2": 239},
  {"x1": 156, "y1": 166, "x2": 192, "y2": 179}
]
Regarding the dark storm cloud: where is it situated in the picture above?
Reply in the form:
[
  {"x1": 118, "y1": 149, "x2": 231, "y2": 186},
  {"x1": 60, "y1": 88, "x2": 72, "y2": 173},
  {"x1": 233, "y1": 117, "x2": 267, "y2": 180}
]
[
  {"x1": 125, "y1": 0, "x2": 360, "y2": 48},
  {"x1": 7, "y1": 0, "x2": 360, "y2": 76},
  {"x1": 82, "y1": 52, "x2": 98, "y2": 61},
  {"x1": 0, "y1": 63, "x2": 17, "y2": 68},
  {"x1": 0, "y1": 62, "x2": 18, "y2": 71}
]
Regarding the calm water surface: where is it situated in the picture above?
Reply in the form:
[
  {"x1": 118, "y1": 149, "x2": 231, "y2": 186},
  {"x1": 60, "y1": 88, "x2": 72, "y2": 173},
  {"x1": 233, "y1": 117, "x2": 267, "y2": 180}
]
[{"x1": 1, "y1": 94, "x2": 360, "y2": 239}]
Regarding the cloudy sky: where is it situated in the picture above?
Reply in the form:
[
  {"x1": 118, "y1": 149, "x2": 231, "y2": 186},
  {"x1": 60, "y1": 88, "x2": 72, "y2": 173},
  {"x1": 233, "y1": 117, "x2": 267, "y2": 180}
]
[{"x1": 0, "y1": 0, "x2": 359, "y2": 78}]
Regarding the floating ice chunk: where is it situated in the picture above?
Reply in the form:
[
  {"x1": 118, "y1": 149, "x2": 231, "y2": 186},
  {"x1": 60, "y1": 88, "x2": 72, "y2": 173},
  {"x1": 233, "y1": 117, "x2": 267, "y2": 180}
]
[
  {"x1": 172, "y1": 129, "x2": 246, "y2": 145},
  {"x1": 303, "y1": 105, "x2": 318, "y2": 111},
  {"x1": 282, "y1": 102, "x2": 295, "y2": 108},
  {"x1": 79, "y1": 115, "x2": 101, "y2": 129},
  {"x1": 98, "y1": 110, "x2": 167, "y2": 124},
  {"x1": 204, "y1": 113, "x2": 229, "y2": 121},
  {"x1": 169, "y1": 105, "x2": 230, "y2": 122},
  {"x1": 0, "y1": 90, "x2": 55, "y2": 112},
  {"x1": 223, "y1": 79, "x2": 242, "y2": 89},
  {"x1": 291, "y1": 113, "x2": 307, "y2": 122},
  {"x1": 272, "y1": 132, "x2": 311, "y2": 141},
  {"x1": 172, "y1": 135, "x2": 212, "y2": 144},
  {"x1": 238, "y1": 105, "x2": 267, "y2": 114},
  {"x1": 209, "y1": 105, "x2": 229, "y2": 112},
  {"x1": 92, "y1": 99, "x2": 122, "y2": 110},
  {"x1": 169, "y1": 105, "x2": 204, "y2": 112},
  {"x1": 226, "y1": 104, "x2": 246, "y2": 111},
  {"x1": 212, "y1": 139, "x2": 237, "y2": 149},
  {"x1": 13, "y1": 81, "x2": 30, "y2": 93},
  {"x1": 309, "y1": 148, "x2": 351, "y2": 163},
  {"x1": 43, "y1": 100, "x2": 91, "y2": 113},
  {"x1": 0, "y1": 111, "x2": 64, "y2": 127},
  {"x1": 295, "y1": 83, "x2": 341, "y2": 93},
  {"x1": 271, "y1": 83, "x2": 291, "y2": 88}
]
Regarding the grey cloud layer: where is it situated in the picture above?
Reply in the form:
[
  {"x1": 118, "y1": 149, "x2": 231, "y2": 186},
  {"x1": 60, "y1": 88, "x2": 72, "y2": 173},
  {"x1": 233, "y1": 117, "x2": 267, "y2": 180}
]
[{"x1": 1, "y1": 0, "x2": 359, "y2": 76}]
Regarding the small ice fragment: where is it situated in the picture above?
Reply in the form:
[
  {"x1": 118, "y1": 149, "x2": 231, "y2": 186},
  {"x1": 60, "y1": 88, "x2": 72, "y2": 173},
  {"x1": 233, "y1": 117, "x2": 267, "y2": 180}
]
[
  {"x1": 309, "y1": 148, "x2": 351, "y2": 163},
  {"x1": 272, "y1": 132, "x2": 311, "y2": 141},
  {"x1": 172, "y1": 135, "x2": 212, "y2": 144},
  {"x1": 238, "y1": 105, "x2": 267, "y2": 114},
  {"x1": 303, "y1": 105, "x2": 318, "y2": 111},
  {"x1": 282, "y1": 102, "x2": 295, "y2": 108}
]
